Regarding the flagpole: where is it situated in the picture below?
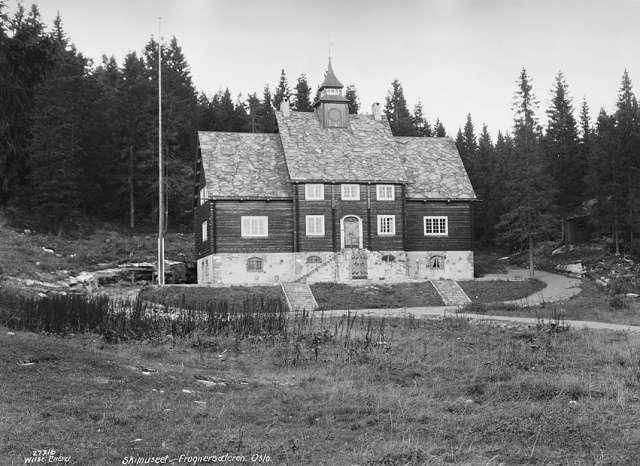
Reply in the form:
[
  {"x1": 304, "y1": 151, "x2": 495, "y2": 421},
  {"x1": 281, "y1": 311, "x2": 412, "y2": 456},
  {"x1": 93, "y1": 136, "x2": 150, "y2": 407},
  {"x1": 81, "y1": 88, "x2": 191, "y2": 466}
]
[{"x1": 157, "y1": 17, "x2": 165, "y2": 286}]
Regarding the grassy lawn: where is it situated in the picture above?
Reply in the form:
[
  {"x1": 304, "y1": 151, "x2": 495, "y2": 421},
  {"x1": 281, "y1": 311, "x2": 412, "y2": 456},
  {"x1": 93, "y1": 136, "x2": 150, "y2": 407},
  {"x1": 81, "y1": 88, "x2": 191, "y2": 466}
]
[
  {"x1": 3, "y1": 318, "x2": 640, "y2": 464},
  {"x1": 459, "y1": 279, "x2": 547, "y2": 303},
  {"x1": 483, "y1": 280, "x2": 640, "y2": 326},
  {"x1": 139, "y1": 285, "x2": 284, "y2": 308},
  {"x1": 311, "y1": 282, "x2": 444, "y2": 309}
]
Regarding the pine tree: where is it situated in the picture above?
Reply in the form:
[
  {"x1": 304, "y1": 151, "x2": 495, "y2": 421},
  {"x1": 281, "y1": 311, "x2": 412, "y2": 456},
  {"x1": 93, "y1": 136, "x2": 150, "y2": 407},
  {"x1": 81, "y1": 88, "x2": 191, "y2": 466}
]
[
  {"x1": 590, "y1": 109, "x2": 623, "y2": 253},
  {"x1": 384, "y1": 79, "x2": 415, "y2": 136},
  {"x1": 545, "y1": 71, "x2": 581, "y2": 215},
  {"x1": 345, "y1": 85, "x2": 359, "y2": 114},
  {"x1": 28, "y1": 17, "x2": 96, "y2": 230},
  {"x1": 614, "y1": 70, "x2": 640, "y2": 243},
  {"x1": 434, "y1": 118, "x2": 447, "y2": 137},
  {"x1": 246, "y1": 92, "x2": 262, "y2": 133},
  {"x1": 261, "y1": 84, "x2": 276, "y2": 133},
  {"x1": 272, "y1": 69, "x2": 289, "y2": 110},
  {"x1": 473, "y1": 124, "x2": 497, "y2": 242},
  {"x1": 412, "y1": 101, "x2": 432, "y2": 136},
  {"x1": 497, "y1": 68, "x2": 556, "y2": 275},
  {"x1": 292, "y1": 74, "x2": 312, "y2": 112}
]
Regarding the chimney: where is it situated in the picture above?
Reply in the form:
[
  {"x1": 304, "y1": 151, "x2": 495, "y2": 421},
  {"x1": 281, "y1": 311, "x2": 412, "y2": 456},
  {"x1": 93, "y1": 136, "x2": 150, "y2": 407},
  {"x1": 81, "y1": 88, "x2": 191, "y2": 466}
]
[
  {"x1": 372, "y1": 102, "x2": 381, "y2": 121},
  {"x1": 280, "y1": 97, "x2": 290, "y2": 117}
]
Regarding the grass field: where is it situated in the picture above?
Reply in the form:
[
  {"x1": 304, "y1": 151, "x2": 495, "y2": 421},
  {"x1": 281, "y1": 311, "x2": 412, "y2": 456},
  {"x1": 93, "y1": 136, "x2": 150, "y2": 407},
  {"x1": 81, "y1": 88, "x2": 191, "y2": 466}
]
[
  {"x1": 484, "y1": 280, "x2": 640, "y2": 326},
  {"x1": 459, "y1": 279, "x2": 547, "y2": 303},
  {"x1": 3, "y1": 316, "x2": 640, "y2": 464},
  {"x1": 311, "y1": 282, "x2": 444, "y2": 309},
  {"x1": 139, "y1": 285, "x2": 284, "y2": 308}
]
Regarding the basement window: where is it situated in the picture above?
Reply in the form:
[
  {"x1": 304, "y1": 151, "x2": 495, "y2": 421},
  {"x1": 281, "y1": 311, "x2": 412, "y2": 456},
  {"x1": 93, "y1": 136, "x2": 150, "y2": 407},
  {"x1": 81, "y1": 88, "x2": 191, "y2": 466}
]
[
  {"x1": 247, "y1": 257, "x2": 264, "y2": 272},
  {"x1": 382, "y1": 254, "x2": 396, "y2": 263},
  {"x1": 429, "y1": 255, "x2": 445, "y2": 270},
  {"x1": 306, "y1": 255, "x2": 322, "y2": 264},
  {"x1": 424, "y1": 216, "x2": 448, "y2": 236}
]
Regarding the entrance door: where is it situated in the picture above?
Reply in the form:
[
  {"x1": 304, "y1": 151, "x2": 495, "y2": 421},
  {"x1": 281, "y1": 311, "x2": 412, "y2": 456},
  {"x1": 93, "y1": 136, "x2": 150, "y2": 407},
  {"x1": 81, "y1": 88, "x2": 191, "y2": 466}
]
[{"x1": 343, "y1": 216, "x2": 360, "y2": 249}]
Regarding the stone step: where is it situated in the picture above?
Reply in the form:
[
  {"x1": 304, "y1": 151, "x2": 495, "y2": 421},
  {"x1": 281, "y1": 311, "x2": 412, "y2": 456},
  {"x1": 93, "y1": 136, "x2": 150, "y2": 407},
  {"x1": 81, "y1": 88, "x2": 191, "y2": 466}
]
[
  {"x1": 431, "y1": 280, "x2": 471, "y2": 306},
  {"x1": 281, "y1": 282, "x2": 319, "y2": 312}
]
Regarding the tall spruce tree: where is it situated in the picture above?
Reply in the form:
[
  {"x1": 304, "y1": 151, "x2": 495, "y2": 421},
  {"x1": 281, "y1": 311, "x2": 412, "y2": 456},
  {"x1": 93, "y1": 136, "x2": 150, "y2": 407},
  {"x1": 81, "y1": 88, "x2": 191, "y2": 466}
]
[
  {"x1": 497, "y1": 68, "x2": 556, "y2": 275},
  {"x1": 614, "y1": 70, "x2": 640, "y2": 243},
  {"x1": 272, "y1": 69, "x2": 289, "y2": 110},
  {"x1": 261, "y1": 85, "x2": 276, "y2": 133},
  {"x1": 590, "y1": 109, "x2": 623, "y2": 253},
  {"x1": 434, "y1": 118, "x2": 447, "y2": 137},
  {"x1": 413, "y1": 101, "x2": 431, "y2": 136},
  {"x1": 384, "y1": 79, "x2": 415, "y2": 136},
  {"x1": 345, "y1": 84, "x2": 359, "y2": 114},
  {"x1": 545, "y1": 71, "x2": 581, "y2": 215},
  {"x1": 293, "y1": 74, "x2": 312, "y2": 112},
  {"x1": 28, "y1": 17, "x2": 99, "y2": 230}
]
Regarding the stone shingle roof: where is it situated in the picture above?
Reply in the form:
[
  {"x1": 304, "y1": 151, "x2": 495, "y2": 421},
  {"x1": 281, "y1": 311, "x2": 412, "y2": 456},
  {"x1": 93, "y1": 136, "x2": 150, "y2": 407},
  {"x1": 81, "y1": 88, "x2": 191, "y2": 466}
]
[
  {"x1": 198, "y1": 115, "x2": 475, "y2": 201},
  {"x1": 198, "y1": 132, "x2": 291, "y2": 198},
  {"x1": 276, "y1": 111, "x2": 408, "y2": 182},
  {"x1": 395, "y1": 136, "x2": 476, "y2": 199}
]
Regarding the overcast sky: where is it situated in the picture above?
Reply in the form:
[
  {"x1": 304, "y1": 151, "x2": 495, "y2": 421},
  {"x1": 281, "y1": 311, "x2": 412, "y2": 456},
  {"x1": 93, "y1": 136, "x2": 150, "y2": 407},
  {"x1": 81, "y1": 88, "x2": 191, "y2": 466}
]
[{"x1": 8, "y1": 0, "x2": 640, "y2": 137}]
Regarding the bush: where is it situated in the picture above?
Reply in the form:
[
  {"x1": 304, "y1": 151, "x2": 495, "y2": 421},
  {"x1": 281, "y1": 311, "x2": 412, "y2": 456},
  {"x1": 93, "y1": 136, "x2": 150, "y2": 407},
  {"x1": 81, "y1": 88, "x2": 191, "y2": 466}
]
[{"x1": 609, "y1": 294, "x2": 628, "y2": 310}]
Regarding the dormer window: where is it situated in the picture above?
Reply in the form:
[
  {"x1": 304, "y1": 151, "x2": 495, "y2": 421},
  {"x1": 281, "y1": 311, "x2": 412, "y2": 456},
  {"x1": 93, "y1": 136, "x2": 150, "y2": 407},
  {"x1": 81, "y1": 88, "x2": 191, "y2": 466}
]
[{"x1": 324, "y1": 88, "x2": 341, "y2": 96}]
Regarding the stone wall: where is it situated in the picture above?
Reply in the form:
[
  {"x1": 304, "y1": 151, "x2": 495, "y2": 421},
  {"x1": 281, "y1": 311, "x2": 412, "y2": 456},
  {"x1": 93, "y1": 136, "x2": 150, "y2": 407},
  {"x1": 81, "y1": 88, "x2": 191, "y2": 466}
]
[{"x1": 196, "y1": 249, "x2": 474, "y2": 285}]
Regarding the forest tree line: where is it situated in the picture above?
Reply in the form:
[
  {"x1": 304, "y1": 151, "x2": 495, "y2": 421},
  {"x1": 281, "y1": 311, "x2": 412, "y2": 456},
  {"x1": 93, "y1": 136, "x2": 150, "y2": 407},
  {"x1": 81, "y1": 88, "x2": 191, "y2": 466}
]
[{"x1": 1, "y1": 5, "x2": 639, "y2": 256}]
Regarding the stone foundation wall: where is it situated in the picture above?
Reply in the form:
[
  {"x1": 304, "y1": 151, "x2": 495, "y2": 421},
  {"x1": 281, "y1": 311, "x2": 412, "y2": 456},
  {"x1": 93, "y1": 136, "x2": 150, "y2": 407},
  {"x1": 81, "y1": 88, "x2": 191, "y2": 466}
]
[{"x1": 196, "y1": 250, "x2": 474, "y2": 285}]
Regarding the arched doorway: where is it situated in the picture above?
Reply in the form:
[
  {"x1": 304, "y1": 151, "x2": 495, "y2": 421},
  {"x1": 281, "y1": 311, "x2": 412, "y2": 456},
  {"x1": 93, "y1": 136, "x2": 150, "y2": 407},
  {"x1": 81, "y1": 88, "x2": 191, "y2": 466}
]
[{"x1": 340, "y1": 215, "x2": 363, "y2": 249}]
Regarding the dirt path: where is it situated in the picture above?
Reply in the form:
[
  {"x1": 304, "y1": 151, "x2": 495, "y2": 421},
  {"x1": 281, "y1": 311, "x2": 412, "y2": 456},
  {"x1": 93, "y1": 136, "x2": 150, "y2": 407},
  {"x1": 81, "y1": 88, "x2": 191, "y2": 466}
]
[{"x1": 484, "y1": 268, "x2": 583, "y2": 306}]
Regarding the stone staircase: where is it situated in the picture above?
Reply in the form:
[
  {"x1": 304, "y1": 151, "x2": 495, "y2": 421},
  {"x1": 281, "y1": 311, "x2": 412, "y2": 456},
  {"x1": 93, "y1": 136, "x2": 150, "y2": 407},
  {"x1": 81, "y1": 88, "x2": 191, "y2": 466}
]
[
  {"x1": 294, "y1": 252, "x2": 338, "y2": 283},
  {"x1": 281, "y1": 282, "x2": 319, "y2": 312},
  {"x1": 431, "y1": 280, "x2": 471, "y2": 306}
]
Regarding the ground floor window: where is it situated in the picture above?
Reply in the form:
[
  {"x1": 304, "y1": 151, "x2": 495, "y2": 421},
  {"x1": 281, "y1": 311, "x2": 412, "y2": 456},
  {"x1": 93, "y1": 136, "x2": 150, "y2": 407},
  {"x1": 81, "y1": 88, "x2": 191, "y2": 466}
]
[
  {"x1": 377, "y1": 215, "x2": 396, "y2": 235},
  {"x1": 247, "y1": 257, "x2": 264, "y2": 272},
  {"x1": 241, "y1": 216, "x2": 268, "y2": 237},
  {"x1": 424, "y1": 216, "x2": 448, "y2": 236},
  {"x1": 305, "y1": 215, "x2": 325, "y2": 236}
]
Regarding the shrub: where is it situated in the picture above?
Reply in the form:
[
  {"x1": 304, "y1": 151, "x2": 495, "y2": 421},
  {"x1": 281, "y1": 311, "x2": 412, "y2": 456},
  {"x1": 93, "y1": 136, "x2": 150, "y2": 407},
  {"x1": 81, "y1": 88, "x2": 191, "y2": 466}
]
[{"x1": 609, "y1": 294, "x2": 628, "y2": 310}]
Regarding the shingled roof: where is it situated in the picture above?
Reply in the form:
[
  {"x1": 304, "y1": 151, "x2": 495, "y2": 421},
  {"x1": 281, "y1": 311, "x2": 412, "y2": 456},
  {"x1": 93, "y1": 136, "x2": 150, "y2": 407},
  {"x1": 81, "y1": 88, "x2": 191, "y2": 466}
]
[
  {"x1": 198, "y1": 132, "x2": 290, "y2": 198},
  {"x1": 395, "y1": 136, "x2": 476, "y2": 199},
  {"x1": 276, "y1": 111, "x2": 408, "y2": 182},
  {"x1": 198, "y1": 114, "x2": 475, "y2": 200}
]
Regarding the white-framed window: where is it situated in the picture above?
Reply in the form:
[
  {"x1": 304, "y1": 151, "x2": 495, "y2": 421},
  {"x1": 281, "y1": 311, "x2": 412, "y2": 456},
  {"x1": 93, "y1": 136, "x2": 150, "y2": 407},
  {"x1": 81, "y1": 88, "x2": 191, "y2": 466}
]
[
  {"x1": 376, "y1": 184, "x2": 395, "y2": 201},
  {"x1": 199, "y1": 186, "x2": 208, "y2": 205},
  {"x1": 341, "y1": 184, "x2": 360, "y2": 200},
  {"x1": 202, "y1": 220, "x2": 208, "y2": 242},
  {"x1": 241, "y1": 216, "x2": 268, "y2": 237},
  {"x1": 377, "y1": 215, "x2": 396, "y2": 235},
  {"x1": 305, "y1": 215, "x2": 325, "y2": 236},
  {"x1": 304, "y1": 184, "x2": 324, "y2": 200},
  {"x1": 424, "y1": 216, "x2": 448, "y2": 236}
]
